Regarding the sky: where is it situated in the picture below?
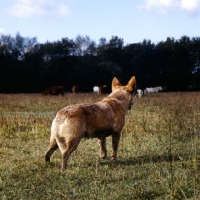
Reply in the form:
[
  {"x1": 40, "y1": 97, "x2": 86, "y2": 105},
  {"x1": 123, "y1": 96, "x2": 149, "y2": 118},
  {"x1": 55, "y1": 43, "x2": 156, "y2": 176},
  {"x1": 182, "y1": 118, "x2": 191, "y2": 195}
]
[{"x1": 1, "y1": 0, "x2": 200, "y2": 45}]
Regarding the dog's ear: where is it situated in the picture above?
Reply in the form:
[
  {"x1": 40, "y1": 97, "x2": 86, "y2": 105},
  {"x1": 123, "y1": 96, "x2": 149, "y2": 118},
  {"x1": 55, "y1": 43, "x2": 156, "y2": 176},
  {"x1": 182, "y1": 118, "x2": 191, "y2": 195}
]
[
  {"x1": 126, "y1": 76, "x2": 136, "y2": 93},
  {"x1": 112, "y1": 77, "x2": 121, "y2": 91}
]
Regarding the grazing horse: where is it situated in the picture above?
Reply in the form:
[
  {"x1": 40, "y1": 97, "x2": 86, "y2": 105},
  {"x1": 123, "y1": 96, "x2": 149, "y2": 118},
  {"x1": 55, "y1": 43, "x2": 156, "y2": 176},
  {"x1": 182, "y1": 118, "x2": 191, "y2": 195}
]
[
  {"x1": 93, "y1": 86, "x2": 99, "y2": 94},
  {"x1": 144, "y1": 88, "x2": 151, "y2": 94},
  {"x1": 144, "y1": 86, "x2": 162, "y2": 94},
  {"x1": 136, "y1": 89, "x2": 143, "y2": 98},
  {"x1": 72, "y1": 86, "x2": 78, "y2": 93},
  {"x1": 99, "y1": 85, "x2": 107, "y2": 94},
  {"x1": 151, "y1": 86, "x2": 162, "y2": 93},
  {"x1": 43, "y1": 86, "x2": 64, "y2": 96}
]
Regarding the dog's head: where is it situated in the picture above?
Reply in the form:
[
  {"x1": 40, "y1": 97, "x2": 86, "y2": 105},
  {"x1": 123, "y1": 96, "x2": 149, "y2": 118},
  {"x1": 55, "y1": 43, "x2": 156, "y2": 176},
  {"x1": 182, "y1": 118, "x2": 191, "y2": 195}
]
[{"x1": 111, "y1": 76, "x2": 136, "y2": 110}]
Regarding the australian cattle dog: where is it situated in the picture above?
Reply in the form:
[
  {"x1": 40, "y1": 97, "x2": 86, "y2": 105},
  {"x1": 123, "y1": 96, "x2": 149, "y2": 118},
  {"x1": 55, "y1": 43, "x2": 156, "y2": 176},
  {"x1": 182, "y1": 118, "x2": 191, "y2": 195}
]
[{"x1": 45, "y1": 76, "x2": 136, "y2": 170}]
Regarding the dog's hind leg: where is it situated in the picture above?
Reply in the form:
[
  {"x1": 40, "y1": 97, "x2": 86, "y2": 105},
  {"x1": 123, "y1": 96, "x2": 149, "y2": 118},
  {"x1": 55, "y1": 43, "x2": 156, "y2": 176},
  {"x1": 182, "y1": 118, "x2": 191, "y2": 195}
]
[
  {"x1": 98, "y1": 137, "x2": 107, "y2": 159},
  {"x1": 45, "y1": 118, "x2": 59, "y2": 162},
  {"x1": 61, "y1": 138, "x2": 81, "y2": 170},
  {"x1": 112, "y1": 133, "x2": 121, "y2": 160},
  {"x1": 45, "y1": 138, "x2": 58, "y2": 162}
]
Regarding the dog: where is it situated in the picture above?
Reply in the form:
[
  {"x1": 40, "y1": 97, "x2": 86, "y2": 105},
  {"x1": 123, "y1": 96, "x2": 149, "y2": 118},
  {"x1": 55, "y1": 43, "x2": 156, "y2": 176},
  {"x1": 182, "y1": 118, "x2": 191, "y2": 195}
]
[{"x1": 45, "y1": 76, "x2": 136, "y2": 170}]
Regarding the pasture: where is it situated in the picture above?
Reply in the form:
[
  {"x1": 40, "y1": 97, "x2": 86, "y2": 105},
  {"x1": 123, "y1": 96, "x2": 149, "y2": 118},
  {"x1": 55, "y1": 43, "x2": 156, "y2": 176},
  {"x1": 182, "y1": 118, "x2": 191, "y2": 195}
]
[{"x1": 0, "y1": 92, "x2": 199, "y2": 199}]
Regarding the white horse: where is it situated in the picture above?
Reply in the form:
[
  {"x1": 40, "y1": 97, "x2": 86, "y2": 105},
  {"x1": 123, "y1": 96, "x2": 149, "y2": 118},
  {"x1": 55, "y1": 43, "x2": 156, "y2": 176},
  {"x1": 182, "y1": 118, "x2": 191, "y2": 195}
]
[
  {"x1": 144, "y1": 88, "x2": 151, "y2": 94},
  {"x1": 144, "y1": 86, "x2": 162, "y2": 93},
  {"x1": 136, "y1": 89, "x2": 143, "y2": 98},
  {"x1": 93, "y1": 86, "x2": 99, "y2": 94},
  {"x1": 151, "y1": 86, "x2": 162, "y2": 93}
]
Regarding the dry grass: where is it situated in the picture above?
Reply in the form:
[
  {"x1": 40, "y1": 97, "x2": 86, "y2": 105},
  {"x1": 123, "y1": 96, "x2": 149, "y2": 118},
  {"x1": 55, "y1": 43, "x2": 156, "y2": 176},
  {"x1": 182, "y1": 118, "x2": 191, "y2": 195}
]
[{"x1": 0, "y1": 92, "x2": 199, "y2": 199}]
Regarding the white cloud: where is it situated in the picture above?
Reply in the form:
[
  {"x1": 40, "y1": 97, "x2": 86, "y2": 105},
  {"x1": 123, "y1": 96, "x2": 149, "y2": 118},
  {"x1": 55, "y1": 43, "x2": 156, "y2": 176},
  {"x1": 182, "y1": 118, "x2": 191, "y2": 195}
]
[
  {"x1": 56, "y1": 3, "x2": 69, "y2": 17},
  {"x1": 144, "y1": 0, "x2": 174, "y2": 9},
  {"x1": 5, "y1": 0, "x2": 69, "y2": 18},
  {"x1": 0, "y1": 28, "x2": 7, "y2": 35},
  {"x1": 138, "y1": 0, "x2": 200, "y2": 15},
  {"x1": 180, "y1": 0, "x2": 199, "y2": 12}
]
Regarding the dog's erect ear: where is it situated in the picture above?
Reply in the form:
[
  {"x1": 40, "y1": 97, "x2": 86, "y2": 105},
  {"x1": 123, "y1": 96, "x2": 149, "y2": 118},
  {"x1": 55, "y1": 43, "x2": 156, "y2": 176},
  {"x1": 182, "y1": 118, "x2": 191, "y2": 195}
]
[
  {"x1": 112, "y1": 77, "x2": 121, "y2": 91},
  {"x1": 126, "y1": 76, "x2": 136, "y2": 93}
]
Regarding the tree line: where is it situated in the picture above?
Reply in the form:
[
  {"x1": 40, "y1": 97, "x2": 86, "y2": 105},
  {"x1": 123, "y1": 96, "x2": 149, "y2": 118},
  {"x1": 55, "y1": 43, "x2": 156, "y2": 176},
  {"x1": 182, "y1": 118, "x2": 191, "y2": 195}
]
[{"x1": 0, "y1": 32, "x2": 200, "y2": 93}]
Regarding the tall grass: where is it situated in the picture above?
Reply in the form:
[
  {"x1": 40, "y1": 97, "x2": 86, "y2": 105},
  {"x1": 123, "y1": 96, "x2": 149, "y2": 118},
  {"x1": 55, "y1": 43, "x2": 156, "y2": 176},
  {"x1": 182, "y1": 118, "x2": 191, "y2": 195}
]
[{"x1": 0, "y1": 92, "x2": 199, "y2": 199}]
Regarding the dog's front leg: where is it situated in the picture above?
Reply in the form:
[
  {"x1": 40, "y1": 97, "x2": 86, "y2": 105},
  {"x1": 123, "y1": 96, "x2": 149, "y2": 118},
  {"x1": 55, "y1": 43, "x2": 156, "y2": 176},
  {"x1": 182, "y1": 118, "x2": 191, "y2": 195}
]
[
  {"x1": 98, "y1": 137, "x2": 107, "y2": 159},
  {"x1": 112, "y1": 133, "x2": 121, "y2": 160}
]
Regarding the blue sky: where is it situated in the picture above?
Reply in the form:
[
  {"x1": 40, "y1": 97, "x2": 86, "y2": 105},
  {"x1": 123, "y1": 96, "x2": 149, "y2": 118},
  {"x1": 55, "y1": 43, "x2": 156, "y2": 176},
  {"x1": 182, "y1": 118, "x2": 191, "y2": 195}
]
[{"x1": 1, "y1": 0, "x2": 200, "y2": 45}]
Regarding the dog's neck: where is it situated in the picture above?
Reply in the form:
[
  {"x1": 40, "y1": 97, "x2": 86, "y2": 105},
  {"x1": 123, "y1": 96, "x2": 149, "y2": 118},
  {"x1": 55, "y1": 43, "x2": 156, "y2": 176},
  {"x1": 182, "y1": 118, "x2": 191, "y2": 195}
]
[{"x1": 103, "y1": 91, "x2": 130, "y2": 112}]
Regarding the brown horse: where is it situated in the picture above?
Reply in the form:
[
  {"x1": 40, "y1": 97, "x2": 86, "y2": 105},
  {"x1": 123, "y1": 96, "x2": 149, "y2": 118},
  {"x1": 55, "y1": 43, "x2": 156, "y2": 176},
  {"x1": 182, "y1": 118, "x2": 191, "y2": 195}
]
[
  {"x1": 99, "y1": 85, "x2": 107, "y2": 94},
  {"x1": 72, "y1": 85, "x2": 78, "y2": 93},
  {"x1": 43, "y1": 86, "x2": 64, "y2": 96}
]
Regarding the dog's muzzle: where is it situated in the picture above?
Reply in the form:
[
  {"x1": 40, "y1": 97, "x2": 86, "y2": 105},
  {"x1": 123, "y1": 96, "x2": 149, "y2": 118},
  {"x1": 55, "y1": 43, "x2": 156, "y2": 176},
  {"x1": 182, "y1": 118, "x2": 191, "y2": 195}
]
[
  {"x1": 129, "y1": 99, "x2": 134, "y2": 109},
  {"x1": 131, "y1": 99, "x2": 134, "y2": 106}
]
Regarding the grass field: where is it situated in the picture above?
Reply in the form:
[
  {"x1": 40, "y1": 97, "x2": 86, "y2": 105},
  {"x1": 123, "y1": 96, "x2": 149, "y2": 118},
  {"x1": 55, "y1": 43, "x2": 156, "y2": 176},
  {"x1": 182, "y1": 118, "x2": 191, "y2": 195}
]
[{"x1": 0, "y1": 92, "x2": 199, "y2": 199}]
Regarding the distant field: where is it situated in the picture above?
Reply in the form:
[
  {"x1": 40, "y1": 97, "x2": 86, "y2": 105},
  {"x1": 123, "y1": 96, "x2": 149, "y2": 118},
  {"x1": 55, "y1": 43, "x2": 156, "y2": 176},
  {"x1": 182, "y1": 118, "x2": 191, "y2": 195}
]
[{"x1": 0, "y1": 92, "x2": 199, "y2": 199}]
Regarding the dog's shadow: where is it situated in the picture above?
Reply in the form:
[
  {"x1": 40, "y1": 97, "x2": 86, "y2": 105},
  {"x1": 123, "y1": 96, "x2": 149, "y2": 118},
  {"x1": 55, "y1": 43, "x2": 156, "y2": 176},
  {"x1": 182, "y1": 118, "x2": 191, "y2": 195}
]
[{"x1": 99, "y1": 153, "x2": 181, "y2": 167}]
